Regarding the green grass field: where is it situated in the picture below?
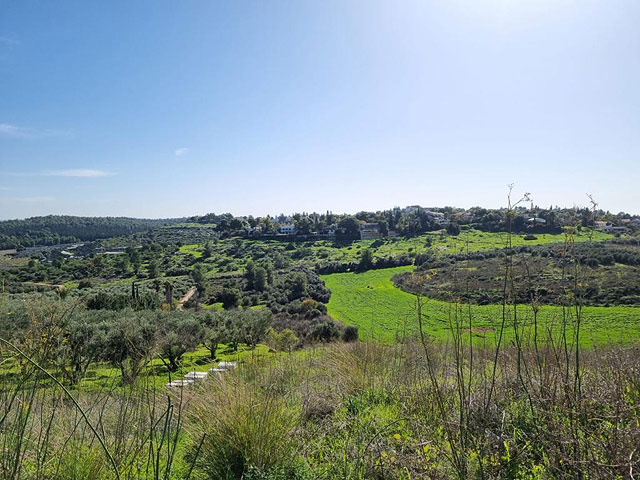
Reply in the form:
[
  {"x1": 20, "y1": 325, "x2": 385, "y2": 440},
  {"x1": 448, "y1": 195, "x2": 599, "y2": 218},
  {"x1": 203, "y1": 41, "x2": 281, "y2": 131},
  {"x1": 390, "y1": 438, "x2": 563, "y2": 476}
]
[
  {"x1": 322, "y1": 266, "x2": 640, "y2": 345},
  {"x1": 178, "y1": 243, "x2": 204, "y2": 258},
  {"x1": 424, "y1": 228, "x2": 612, "y2": 255}
]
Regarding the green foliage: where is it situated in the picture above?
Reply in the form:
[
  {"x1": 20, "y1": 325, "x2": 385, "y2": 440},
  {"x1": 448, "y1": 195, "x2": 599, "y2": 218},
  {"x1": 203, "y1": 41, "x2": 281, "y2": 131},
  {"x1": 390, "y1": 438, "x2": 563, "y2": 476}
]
[
  {"x1": 337, "y1": 216, "x2": 360, "y2": 236},
  {"x1": 188, "y1": 377, "x2": 300, "y2": 480},
  {"x1": 57, "y1": 311, "x2": 110, "y2": 385},
  {"x1": 253, "y1": 267, "x2": 268, "y2": 292},
  {"x1": 86, "y1": 290, "x2": 161, "y2": 311},
  {"x1": 147, "y1": 258, "x2": 159, "y2": 278},
  {"x1": 310, "y1": 322, "x2": 340, "y2": 342},
  {"x1": 241, "y1": 309, "x2": 273, "y2": 348},
  {"x1": 191, "y1": 263, "x2": 206, "y2": 294},
  {"x1": 220, "y1": 287, "x2": 240, "y2": 309},
  {"x1": 357, "y1": 248, "x2": 373, "y2": 271},
  {"x1": 446, "y1": 221, "x2": 461, "y2": 236},
  {"x1": 202, "y1": 311, "x2": 228, "y2": 359},
  {"x1": 0, "y1": 215, "x2": 184, "y2": 249},
  {"x1": 202, "y1": 240, "x2": 213, "y2": 258},
  {"x1": 286, "y1": 272, "x2": 308, "y2": 300},
  {"x1": 401, "y1": 241, "x2": 640, "y2": 306},
  {"x1": 126, "y1": 246, "x2": 141, "y2": 272},
  {"x1": 156, "y1": 313, "x2": 205, "y2": 371},
  {"x1": 266, "y1": 327, "x2": 298, "y2": 353},
  {"x1": 1, "y1": 206, "x2": 638, "y2": 478},
  {"x1": 102, "y1": 312, "x2": 157, "y2": 383},
  {"x1": 341, "y1": 325, "x2": 359, "y2": 343}
]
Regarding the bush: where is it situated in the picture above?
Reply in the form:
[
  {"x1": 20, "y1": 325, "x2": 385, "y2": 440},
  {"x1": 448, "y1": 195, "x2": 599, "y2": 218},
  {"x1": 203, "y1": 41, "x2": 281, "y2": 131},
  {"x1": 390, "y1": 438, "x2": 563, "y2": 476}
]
[
  {"x1": 188, "y1": 376, "x2": 300, "y2": 480},
  {"x1": 219, "y1": 287, "x2": 240, "y2": 309},
  {"x1": 243, "y1": 464, "x2": 311, "y2": 480},
  {"x1": 266, "y1": 327, "x2": 299, "y2": 353},
  {"x1": 584, "y1": 257, "x2": 600, "y2": 268},
  {"x1": 342, "y1": 325, "x2": 359, "y2": 342},
  {"x1": 446, "y1": 222, "x2": 461, "y2": 236},
  {"x1": 304, "y1": 308, "x2": 322, "y2": 319},
  {"x1": 300, "y1": 298, "x2": 318, "y2": 312},
  {"x1": 310, "y1": 322, "x2": 340, "y2": 342}
]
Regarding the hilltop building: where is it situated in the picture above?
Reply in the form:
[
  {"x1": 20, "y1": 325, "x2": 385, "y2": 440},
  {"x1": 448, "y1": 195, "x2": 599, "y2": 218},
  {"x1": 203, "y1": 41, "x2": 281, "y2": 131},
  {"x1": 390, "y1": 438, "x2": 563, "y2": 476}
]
[
  {"x1": 425, "y1": 210, "x2": 449, "y2": 227},
  {"x1": 360, "y1": 223, "x2": 381, "y2": 240},
  {"x1": 278, "y1": 224, "x2": 296, "y2": 235}
]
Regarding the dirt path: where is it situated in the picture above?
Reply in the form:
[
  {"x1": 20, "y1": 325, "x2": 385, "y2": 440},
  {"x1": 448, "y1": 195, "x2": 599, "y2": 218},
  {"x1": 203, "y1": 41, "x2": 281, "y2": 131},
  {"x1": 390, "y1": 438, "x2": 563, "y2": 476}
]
[
  {"x1": 177, "y1": 286, "x2": 197, "y2": 311},
  {"x1": 25, "y1": 282, "x2": 65, "y2": 290}
]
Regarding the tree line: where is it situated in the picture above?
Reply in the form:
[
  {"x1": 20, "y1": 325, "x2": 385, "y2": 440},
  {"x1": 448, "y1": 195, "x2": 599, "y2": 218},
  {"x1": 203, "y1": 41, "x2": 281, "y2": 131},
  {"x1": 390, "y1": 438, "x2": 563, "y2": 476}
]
[
  {"x1": 0, "y1": 302, "x2": 272, "y2": 385},
  {"x1": 0, "y1": 215, "x2": 184, "y2": 249}
]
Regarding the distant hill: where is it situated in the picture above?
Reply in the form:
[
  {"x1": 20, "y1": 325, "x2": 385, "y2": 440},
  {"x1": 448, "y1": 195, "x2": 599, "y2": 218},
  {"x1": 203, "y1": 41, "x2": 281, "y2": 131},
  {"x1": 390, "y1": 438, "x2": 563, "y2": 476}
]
[{"x1": 0, "y1": 215, "x2": 185, "y2": 249}]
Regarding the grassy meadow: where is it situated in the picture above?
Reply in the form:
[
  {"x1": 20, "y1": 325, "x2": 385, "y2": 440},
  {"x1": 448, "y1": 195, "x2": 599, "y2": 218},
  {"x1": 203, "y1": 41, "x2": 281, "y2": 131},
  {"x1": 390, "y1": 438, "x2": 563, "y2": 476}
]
[
  {"x1": 3, "y1": 340, "x2": 639, "y2": 479},
  {"x1": 323, "y1": 266, "x2": 640, "y2": 345}
]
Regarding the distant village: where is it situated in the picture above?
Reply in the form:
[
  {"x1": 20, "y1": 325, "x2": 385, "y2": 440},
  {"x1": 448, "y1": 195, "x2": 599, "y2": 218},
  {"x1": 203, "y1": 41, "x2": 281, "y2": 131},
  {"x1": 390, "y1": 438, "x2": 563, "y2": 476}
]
[
  {"x1": 245, "y1": 208, "x2": 450, "y2": 240},
  {"x1": 239, "y1": 205, "x2": 640, "y2": 241},
  {"x1": 3, "y1": 204, "x2": 638, "y2": 263}
]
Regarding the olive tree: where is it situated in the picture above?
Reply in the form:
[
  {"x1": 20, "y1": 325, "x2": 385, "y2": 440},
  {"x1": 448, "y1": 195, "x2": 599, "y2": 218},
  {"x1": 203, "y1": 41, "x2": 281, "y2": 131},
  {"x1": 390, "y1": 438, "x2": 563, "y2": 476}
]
[
  {"x1": 156, "y1": 312, "x2": 204, "y2": 372},
  {"x1": 58, "y1": 311, "x2": 110, "y2": 386},
  {"x1": 102, "y1": 311, "x2": 156, "y2": 384},
  {"x1": 203, "y1": 311, "x2": 229, "y2": 360},
  {"x1": 241, "y1": 309, "x2": 272, "y2": 349}
]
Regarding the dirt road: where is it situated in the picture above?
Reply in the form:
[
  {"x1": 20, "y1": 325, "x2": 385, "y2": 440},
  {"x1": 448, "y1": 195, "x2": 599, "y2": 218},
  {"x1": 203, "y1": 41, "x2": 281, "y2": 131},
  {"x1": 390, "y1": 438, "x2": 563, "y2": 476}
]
[{"x1": 177, "y1": 286, "x2": 197, "y2": 311}]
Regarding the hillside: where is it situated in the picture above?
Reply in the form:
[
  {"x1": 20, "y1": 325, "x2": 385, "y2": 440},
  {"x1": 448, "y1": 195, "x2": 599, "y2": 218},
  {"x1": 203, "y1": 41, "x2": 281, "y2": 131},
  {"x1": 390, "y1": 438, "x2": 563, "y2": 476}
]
[{"x1": 0, "y1": 215, "x2": 185, "y2": 249}]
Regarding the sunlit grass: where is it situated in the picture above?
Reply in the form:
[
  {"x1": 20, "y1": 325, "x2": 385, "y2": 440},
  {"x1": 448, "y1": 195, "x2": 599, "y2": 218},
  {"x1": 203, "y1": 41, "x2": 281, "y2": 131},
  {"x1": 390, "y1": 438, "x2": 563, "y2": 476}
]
[{"x1": 322, "y1": 266, "x2": 640, "y2": 345}]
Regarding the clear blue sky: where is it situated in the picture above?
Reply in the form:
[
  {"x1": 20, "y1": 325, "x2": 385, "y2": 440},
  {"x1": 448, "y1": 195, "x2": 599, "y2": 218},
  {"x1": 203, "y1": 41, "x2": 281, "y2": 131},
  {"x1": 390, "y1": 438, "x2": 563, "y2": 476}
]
[{"x1": 1, "y1": 0, "x2": 639, "y2": 219}]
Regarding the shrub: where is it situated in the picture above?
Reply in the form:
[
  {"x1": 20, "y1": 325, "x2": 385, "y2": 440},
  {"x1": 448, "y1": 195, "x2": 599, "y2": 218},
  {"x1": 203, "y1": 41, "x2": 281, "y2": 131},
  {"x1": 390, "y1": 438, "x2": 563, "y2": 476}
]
[
  {"x1": 300, "y1": 298, "x2": 318, "y2": 312},
  {"x1": 304, "y1": 308, "x2": 322, "y2": 319},
  {"x1": 243, "y1": 464, "x2": 311, "y2": 480},
  {"x1": 447, "y1": 222, "x2": 461, "y2": 236},
  {"x1": 285, "y1": 272, "x2": 308, "y2": 300},
  {"x1": 188, "y1": 376, "x2": 300, "y2": 480},
  {"x1": 310, "y1": 322, "x2": 340, "y2": 342},
  {"x1": 266, "y1": 327, "x2": 299, "y2": 353},
  {"x1": 584, "y1": 257, "x2": 600, "y2": 267},
  {"x1": 219, "y1": 287, "x2": 240, "y2": 309},
  {"x1": 342, "y1": 325, "x2": 359, "y2": 342}
]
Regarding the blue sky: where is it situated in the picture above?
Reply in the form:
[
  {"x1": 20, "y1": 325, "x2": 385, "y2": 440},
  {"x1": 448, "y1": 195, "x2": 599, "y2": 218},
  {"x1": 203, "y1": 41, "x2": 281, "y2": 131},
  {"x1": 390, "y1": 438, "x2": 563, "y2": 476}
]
[{"x1": 1, "y1": 0, "x2": 639, "y2": 219}]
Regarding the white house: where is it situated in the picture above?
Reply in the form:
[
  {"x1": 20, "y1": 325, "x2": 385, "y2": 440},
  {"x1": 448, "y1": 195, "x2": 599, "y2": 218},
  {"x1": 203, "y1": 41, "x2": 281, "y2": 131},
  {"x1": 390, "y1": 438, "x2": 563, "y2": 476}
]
[
  {"x1": 278, "y1": 224, "x2": 296, "y2": 235},
  {"x1": 594, "y1": 220, "x2": 608, "y2": 229}
]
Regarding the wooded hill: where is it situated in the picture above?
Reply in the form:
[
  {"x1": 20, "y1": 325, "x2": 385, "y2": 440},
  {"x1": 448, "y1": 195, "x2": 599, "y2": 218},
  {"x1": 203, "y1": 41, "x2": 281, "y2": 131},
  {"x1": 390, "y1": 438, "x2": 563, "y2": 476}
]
[{"x1": 0, "y1": 215, "x2": 185, "y2": 249}]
